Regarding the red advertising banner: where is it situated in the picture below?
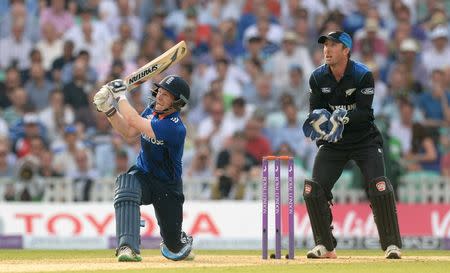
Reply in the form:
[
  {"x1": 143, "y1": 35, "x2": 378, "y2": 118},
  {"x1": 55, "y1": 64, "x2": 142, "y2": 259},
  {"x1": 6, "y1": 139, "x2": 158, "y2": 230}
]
[
  {"x1": 287, "y1": 204, "x2": 450, "y2": 238},
  {"x1": 0, "y1": 203, "x2": 449, "y2": 238}
]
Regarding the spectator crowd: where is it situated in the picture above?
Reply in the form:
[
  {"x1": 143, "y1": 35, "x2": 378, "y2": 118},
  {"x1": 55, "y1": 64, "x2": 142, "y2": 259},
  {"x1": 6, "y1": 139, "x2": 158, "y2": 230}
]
[{"x1": 0, "y1": 0, "x2": 450, "y2": 201}]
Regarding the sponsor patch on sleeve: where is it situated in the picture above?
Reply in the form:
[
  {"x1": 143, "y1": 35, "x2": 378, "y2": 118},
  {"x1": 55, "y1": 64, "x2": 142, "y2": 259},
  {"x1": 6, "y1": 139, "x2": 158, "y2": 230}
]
[{"x1": 361, "y1": 88, "x2": 374, "y2": 95}]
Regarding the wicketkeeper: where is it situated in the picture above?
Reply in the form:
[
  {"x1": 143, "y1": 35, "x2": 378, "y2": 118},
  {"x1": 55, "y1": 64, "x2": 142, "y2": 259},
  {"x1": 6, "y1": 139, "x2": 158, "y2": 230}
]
[
  {"x1": 302, "y1": 31, "x2": 402, "y2": 259},
  {"x1": 93, "y1": 75, "x2": 194, "y2": 262}
]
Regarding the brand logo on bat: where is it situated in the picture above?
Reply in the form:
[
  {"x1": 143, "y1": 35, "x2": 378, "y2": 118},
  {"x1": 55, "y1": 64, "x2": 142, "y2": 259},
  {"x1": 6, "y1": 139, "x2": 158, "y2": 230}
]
[{"x1": 128, "y1": 64, "x2": 159, "y2": 84}]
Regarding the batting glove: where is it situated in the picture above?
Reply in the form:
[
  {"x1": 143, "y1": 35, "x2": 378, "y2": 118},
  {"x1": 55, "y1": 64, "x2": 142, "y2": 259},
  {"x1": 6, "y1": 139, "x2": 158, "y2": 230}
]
[
  {"x1": 302, "y1": 109, "x2": 331, "y2": 141},
  {"x1": 106, "y1": 79, "x2": 128, "y2": 101},
  {"x1": 93, "y1": 86, "x2": 116, "y2": 116},
  {"x1": 323, "y1": 108, "x2": 348, "y2": 143}
]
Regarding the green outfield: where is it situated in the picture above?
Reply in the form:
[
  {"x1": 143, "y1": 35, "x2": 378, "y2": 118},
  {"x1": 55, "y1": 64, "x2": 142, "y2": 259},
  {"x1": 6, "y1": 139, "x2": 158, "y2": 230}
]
[{"x1": 0, "y1": 249, "x2": 449, "y2": 273}]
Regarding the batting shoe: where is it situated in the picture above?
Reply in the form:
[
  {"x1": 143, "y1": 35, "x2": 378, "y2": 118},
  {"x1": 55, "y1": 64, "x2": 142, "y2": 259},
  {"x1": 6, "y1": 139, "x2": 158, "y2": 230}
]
[
  {"x1": 385, "y1": 245, "x2": 401, "y2": 259},
  {"x1": 306, "y1": 245, "x2": 337, "y2": 259},
  {"x1": 116, "y1": 245, "x2": 142, "y2": 262}
]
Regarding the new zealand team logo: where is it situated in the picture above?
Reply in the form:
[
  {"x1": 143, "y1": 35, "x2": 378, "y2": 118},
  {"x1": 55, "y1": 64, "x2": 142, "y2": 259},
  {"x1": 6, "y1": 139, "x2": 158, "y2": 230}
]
[{"x1": 345, "y1": 88, "x2": 356, "y2": 96}]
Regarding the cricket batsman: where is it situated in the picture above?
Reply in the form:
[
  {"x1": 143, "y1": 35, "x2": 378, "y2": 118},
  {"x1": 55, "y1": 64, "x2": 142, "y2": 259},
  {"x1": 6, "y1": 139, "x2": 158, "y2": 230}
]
[{"x1": 93, "y1": 75, "x2": 194, "y2": 262}]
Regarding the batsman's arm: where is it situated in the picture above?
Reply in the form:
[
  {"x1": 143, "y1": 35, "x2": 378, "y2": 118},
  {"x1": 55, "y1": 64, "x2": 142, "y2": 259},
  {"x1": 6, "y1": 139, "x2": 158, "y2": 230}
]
[
  {"x1": 116, "y1": 99, "x2": 157, "y2": 139},
  {"x1": 107, "y1": 110, "x2": 140, "y2": 140}
]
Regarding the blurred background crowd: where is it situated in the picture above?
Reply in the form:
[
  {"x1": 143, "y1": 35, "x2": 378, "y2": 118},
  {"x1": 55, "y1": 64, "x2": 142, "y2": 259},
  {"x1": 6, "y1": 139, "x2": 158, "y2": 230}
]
[{"x1": 0, "y1": 0, "x2": 449, "y2": 202}]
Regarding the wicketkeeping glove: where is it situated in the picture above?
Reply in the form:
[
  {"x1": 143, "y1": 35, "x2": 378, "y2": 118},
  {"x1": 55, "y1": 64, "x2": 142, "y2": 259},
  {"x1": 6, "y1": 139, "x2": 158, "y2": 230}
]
[
  {"x1": 106, "y1": 79, "x2": 128, "y2": 101},
  {"x1": 302, "y1": 109, "x2": 331, "y2": 141},
  {"x1": 323, "y1": 108, "x2": 348, "y2": 143}
]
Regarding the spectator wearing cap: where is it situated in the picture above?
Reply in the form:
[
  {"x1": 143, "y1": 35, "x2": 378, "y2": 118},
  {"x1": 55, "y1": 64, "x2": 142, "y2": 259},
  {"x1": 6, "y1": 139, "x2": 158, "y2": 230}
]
[
  {"x1": 265, "y1": 31, "x2": 314, "y2": 93},
  {"x1": 52, "y1": 124, "x2": 92, "y2": 176},
  {"x1": 12, "y1": 113, "x2": 44, "y2": 158},
  {"x1": 353, "y1": 18, "x2": 388, "y2": 66},
  {"x1": 386, "y1": 38, "x2": 428, "y2": 92},
  {"x1": 422, "y1": 25, "x2": 450, "y2": 76}
]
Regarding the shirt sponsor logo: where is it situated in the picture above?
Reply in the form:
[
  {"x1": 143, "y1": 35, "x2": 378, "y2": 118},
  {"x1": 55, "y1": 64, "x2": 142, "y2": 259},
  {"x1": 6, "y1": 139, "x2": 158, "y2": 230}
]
[
  {"x1": 141, "y1": 133, "x2": 164, "y2": 145},
  {"x1": 361, "y1": 88, "x2": 374, "y2": 95},
  {"x1": 329, "y1": 103, "x2": 356, "y2": 111},
  {"x1": 345, "y1": 88, "x2": 356, "y2": 97},
  {"x1": 321, "y1": 87, "x2": 331, "y2": 93}
]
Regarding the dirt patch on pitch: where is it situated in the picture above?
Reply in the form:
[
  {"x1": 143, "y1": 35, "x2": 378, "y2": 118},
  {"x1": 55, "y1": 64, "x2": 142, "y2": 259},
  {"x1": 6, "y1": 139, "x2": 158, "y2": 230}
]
[{"x1": 1, "y1": 255, "x2": 450, "y2": 272}]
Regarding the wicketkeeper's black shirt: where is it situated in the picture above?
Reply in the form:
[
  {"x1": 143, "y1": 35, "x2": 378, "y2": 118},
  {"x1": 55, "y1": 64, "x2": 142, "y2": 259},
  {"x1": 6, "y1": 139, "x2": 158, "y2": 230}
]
[{"x1": 308, "y1": 59, "x2": 382, "y2": 148}]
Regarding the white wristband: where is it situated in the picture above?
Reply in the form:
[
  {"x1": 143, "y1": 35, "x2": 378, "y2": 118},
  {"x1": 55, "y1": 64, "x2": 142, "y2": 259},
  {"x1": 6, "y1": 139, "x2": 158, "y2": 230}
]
[{"x1": 117, "y1": 94, "x2": 127, "y2": 102}]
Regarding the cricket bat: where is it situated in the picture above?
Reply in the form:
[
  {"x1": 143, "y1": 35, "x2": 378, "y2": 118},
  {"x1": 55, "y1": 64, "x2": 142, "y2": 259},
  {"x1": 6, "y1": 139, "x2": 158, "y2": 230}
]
[{"x1": 124, "y1": 40, "x2": 188, "y2": 91}]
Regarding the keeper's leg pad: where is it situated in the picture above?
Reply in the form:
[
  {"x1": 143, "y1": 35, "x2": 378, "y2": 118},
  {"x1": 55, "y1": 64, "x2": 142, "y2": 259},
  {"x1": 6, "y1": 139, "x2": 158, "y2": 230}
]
[
  {"x1": 114, "y1": 173, "x2": 142, "y2": 254},
  {"x1": 367, "y1": 176, "x2": 402, "y2": 250},
  {"x1": 303, "y1": 179, "x2": 336, "y2": 251}
]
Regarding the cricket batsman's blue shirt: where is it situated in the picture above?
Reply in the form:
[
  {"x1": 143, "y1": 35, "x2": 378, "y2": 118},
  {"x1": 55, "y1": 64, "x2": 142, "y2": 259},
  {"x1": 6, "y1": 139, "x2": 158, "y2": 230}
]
[{"x1": 136, "y1": 106, "x2": 186, "y2": 185}]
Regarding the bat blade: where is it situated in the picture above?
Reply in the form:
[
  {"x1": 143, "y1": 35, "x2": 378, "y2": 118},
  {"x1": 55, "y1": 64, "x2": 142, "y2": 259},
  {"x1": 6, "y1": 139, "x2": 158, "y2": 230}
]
[{"x1": 124, "y1": 40, "x2": 188, "y2": 91}]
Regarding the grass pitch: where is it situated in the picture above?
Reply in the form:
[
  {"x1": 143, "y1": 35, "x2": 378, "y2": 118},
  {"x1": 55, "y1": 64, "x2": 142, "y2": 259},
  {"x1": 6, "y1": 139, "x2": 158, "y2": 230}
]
[{"x1": 0, "y1": 249, "x2": 449, "y2": 273}]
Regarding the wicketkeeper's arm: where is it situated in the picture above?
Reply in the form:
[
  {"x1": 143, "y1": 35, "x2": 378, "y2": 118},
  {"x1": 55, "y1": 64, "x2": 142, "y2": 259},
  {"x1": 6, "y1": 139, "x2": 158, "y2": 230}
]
[{"x1": 344, "y1": 72, "x2": 375, "y2": 125}]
